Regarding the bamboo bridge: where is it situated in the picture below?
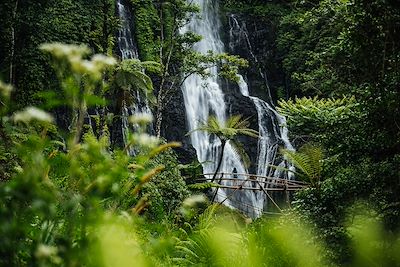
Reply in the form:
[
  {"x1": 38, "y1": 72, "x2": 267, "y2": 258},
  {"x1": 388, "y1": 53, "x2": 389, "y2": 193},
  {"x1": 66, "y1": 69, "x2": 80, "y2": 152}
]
[
  {"x1": 195, "y1": 173, "x2": 308, "y2": 191},
  {"x1": 194, "y1": 173, "x2": 308, "y2": 215}
]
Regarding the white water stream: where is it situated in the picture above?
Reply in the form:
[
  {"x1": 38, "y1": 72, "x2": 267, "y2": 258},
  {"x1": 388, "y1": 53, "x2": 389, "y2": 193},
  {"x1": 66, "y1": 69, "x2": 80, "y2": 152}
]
[
  {"x1": 117, "y1": 0, "x2": 294, "y2": 216},
  {"x1": 182, "y1": 0, "x2": 294, "y2": 217},
  {"x1": 229, "y1": 14, "x2": 295, "y2": 180},
  {"x1": 117, "y1": 0, "x2": 152, "y2": 153}
]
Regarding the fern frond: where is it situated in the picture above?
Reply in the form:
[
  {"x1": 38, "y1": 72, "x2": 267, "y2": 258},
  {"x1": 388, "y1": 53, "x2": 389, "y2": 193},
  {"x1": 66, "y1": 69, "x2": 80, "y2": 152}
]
[
  {"x1": 282, "y1": 149, "x2": 313, "y2": 178},
  {"x1": 281, "y1": 143, "x2": 323, "y2": 186},
  {"x1": 230, "y1": 140, "x2": 250, "y2": 168},
  {"x1": 198, "y1": 204, "x2": 219, "y2": 230},
  {"x1": 237, "y1": 128, "x2": 259, "y2": 138},
  {"x1": 140, "y1": 61, "x2": 162, "y2": 73}
]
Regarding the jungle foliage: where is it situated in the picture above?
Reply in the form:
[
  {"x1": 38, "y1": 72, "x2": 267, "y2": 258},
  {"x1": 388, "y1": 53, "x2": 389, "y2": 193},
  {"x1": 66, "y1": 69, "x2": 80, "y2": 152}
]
[
  {"x1": 222, "y1": 0, "x2": 400, "y2": 263},
  {"x1": 0, "y1": 0, "x2": 399, "y2": 266},
  {"x1": 0, "y1": 0, "x2": 118, "y2": 110}
]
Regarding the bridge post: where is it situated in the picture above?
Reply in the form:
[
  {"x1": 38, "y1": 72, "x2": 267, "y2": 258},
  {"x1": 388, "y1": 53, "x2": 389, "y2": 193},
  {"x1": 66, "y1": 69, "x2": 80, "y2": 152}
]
[{"x1": 284, "y1": 179, "x2": 290, "y2": 207}]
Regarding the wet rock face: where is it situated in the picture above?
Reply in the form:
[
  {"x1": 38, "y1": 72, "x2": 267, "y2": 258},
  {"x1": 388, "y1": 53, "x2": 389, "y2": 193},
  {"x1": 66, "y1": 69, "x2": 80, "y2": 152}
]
[
  {"x1": 54, "y1": 106, "x2": 72, "y2": 133},
  {"x1": 159, "y1": 10, "x2": 283, "y2": 169},
  {"x1": 160, "y1": 87, "x2": 198, "y2": 165},
  {"x1": 160, "y1": 79, "x2": 259, "y2": 171},
  {"x1": 222, "y1": 12, "x2": 286, "y2": 103},
  {"x1": 223, "y1": 81, "x2": 259, "y2": 174}
]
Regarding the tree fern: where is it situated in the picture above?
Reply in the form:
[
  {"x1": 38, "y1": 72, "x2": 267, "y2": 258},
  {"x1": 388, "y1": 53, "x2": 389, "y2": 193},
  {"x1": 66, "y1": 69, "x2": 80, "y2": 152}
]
[
  {"x1": 114, "y1": 59, "x2": 161, "y2": 106},
  {"x1": 189, "y1": 115, "x2": 258, "y2": 141},
  {"x1": 277, "y1": 96, "x2": 361, "y2": 129},
  {"x1": 188, "y1": 115, "x2": 258, "y2": 183},
  {"x1": 281, "y1": 143, "x2": 323, "y2": 187},
  {"x1": 230, "y1": 140, "x2": 250, "y2": 169}
]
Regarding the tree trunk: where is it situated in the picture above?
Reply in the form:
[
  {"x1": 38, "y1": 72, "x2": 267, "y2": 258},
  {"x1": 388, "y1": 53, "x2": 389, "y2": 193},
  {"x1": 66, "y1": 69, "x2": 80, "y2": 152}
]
[
  {"x1": 155, "y1": 0, "x2": 164, "y2": 138},
  {"x1": 72, "y1": 98, "x2": 87, "y2": 146},
  {"x1": 211, "y1": 140, "x2": 226, "y2": 182},
  {"x1": 155, "y1": 104, "x2": 163, "y2": 137},
  {"x1": 9, "y1": 0, "x2": 19, "y2": 84},
  {"x1": 159, "y1": 0, "x2": 164, "y2": 61},
  {"x1": 101, "y1": 0, "x2": 109, "y2": 53},
  {"x1": 210, "y1": 140, "x2": 226, "y2": 202},
  {"x1": 155, "y1": 3, "x2": 178, "y2": 138},
  {"x1": 98, "y1": 105, "x2": 107, "y2": 138},
  {"x1": 0, "y1": 120, "x2": 11, "y2": 149}
]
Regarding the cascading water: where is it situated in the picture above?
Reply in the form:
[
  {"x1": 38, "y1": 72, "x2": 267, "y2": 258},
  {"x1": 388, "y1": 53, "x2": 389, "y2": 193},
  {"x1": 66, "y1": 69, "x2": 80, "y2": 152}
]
[
  {"x1": 182, "y1": 0, "x2": 294, "y2": 217},
  {"x1": 229, "y1": 14, "x2": 295, "y2": 180},
  {"x1": 116, "y1": 0, "x2": 152, "y2": 152},
  {"x1": 117, "y1": 0, "x2": 139, "y2": 60},
  {"x1": 182, "y1": 0, "x2": 260, "y2": 217},
  {"x1": 237, "y1": 76, "x2": 294, "y2": 179}
]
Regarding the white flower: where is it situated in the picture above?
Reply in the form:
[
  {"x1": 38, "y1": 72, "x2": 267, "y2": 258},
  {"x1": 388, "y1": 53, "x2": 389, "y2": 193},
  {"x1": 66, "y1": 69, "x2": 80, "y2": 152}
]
[
  {"x1": 40, "y1": 43, "x2": 90, "y2": 60},
  {"x1": 35, "y1": 244, "x2": 61, "y2": 264},
  {"x1": 129, "y1": 113, "x2": 153, "y2": 125},
  {"x1": 40, "y1": 43, "x2": 117, "y2": 80},
  {"x1": 182, "y1": 194, "x2": 207, "y2": 207},
  {"x1": 13, "y1": 107, "x2": 54, "y2": 123},
  {"x1": 70, "y1": 55, "x2": 116, "y2": 80},
  {"x1": 35, "y1": 244, "x2": 58, "y2": 259},
  {"x1": 70, "y1": 58, "x2": 97, "y2": 77},
  {"x1": 134, "y1": 133, "x2": 159, "y2": 148},
  {"x1": 92, "y1": 54, "x2": 117, "y2": 68},
  {"x1": 0, "y1": 81, "x2": 13, "y2": 98}
]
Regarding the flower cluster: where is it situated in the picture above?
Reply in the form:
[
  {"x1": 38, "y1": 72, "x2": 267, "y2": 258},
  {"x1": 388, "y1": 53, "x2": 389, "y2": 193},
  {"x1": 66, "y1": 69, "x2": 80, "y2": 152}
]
[{"x1": 40, "y1": 43, "x2": 117, "y2": 80}]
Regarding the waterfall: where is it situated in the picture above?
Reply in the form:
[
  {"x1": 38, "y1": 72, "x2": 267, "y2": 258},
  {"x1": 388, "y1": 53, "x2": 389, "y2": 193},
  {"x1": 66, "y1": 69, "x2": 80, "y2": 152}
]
[
  {"x1": 229, "y1": 14, "x2": 295, "y2": 180},
  {"x1": 237, "y1": 76, "x2": 294, "y2": 179},
  {"x1": 117, "y1": 0, "x2": 139, "y2": 60},
  {"x1": 116, "y1": 0, "x2": 294, "y2": 216},
  {"x1": 116, "y1": 0, "x2": 152, "y2": 153},
  {"x1": 182, "y1": 0, "x2": 294, "y2": 217},
  {"x1": 181, "y1": 0, "x2": 262, "y2": 217}
]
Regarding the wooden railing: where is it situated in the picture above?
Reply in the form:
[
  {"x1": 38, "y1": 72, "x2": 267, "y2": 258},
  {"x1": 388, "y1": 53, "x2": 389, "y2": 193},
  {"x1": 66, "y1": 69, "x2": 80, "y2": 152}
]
[
  {"x1": 193, "y1": 172, "x2": 308, "y2": 214},
  {"x1": 195, "y1": 173, "x2": 308, "y2": 192}
]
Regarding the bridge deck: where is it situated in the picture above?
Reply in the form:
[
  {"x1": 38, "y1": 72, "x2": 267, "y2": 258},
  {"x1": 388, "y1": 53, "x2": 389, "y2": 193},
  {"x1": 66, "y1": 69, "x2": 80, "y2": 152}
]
[
  {"x1": 195, "y1": 173, "x2": 308, "y2": 191},
  {"x1": 192, "y1": 173, "x2": 308, "y2": 216}
]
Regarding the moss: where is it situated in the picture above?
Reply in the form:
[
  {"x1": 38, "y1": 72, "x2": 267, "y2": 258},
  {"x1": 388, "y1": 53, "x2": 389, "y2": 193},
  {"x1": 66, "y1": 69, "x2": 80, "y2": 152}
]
[
  {"x1": 131, "y1": 0, "x2": 160, "y2": 61},
  {"x1": 0, "y1": 0, "x2": 116, "y2": 110},
  {"x1": 141, "y1": 148, "x2": 190, "y2": 220}
]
